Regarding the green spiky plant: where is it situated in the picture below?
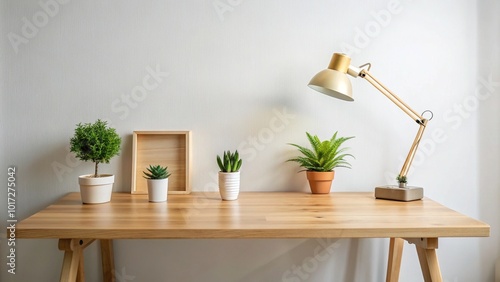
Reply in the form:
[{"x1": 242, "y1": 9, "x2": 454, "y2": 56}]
[
  {"x1": 217, "y1": 150, "x2": 243, "y2": 172},
  {"x1": 70, "y1": 119, "x2": 121, "y2": 178},
  {"x1": 287, "y1": 132, "x2": 354, "y2": 172},
  {"x1": 143, "y1": 165, "x2": 171, "y2": 179}
]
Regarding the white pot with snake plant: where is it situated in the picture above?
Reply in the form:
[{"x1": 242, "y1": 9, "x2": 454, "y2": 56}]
[{"x1": 217, "y1": 150, "x2": 243, "y2": 201}]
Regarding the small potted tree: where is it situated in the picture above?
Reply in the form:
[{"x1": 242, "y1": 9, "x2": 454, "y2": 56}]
[
  {"x1": 70, "y1": 119, "x2": 121, "y2": 204},
  {"x1": 287, "y1": 132, "x2": 354, "y2": 194},
  {"x1": 143, "y1": 165, "x2": 171, "y2": 202},
  {"x1": 217, "y1": 150, "x2": 243, "y2": 200}
]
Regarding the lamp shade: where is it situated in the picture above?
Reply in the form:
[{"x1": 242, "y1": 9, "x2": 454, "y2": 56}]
[
  {"x1": 308, "y1": 69, "x2": 354, "y2": 101},
  {"x1": 308, "y1": 53, "x2": 354, "y2": 101}
]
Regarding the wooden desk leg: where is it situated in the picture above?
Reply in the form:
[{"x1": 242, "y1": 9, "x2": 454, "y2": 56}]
[
  {"x1": 386, "y1": 237, "x2": 404, "y2": 282},
  {"x1": 76, "y1": 253, "x2": 85, "y2": 282},
  {"x1": 404, "y1": 238, "x2": 442, "y2": 282},
  {"x1": 58, "y1": 239, "x2": 95, "y2": 282},
  {"x1": 59, "y1": 244, "x2": 82, "y2": 282},
  {"x1": 100, "y1": 239, "x2": 115, "y2": 282},
  {"x1": 416, "y1": 245, "x2": 442, "y2": 282}
]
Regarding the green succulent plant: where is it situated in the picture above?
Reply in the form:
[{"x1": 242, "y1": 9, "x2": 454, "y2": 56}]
[
  {"x1": 217, "y1": 150, "x2": 242, "y2": 172},
  {"x1": 143, "y1": 165, "x2": 171, "y2": 179},
  {"x1": 396, "y1": 174, "x2": 407, "y2": 184},
  {"x1": 287, "y1": 132, "x2": 354, "y2": 172},
  {"x1": 70, "y1": 119, "x2": 121, "y2": 177}
]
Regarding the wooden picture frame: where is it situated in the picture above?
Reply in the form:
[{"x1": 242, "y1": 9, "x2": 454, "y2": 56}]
[{"x1": 131, "y1": 131, "x2": 191, "y2": 194}]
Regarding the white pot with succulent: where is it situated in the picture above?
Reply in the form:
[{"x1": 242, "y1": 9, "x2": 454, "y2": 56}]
[
  {"x1": 396, "y1": 175, "x2": 407, "y2": 188},
  {"x1": 143, "y1": 165, "x2": 171, "y2": 202},
  {"x1": 217, "y1": 150, "x2": 243, "y2": 201},
  {"x1": 70, "y1": 119, "x2": 121, "y2": 204}
]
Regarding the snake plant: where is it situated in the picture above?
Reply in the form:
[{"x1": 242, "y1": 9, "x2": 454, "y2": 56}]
[{"x1": 217, "y1": 150, "x2": 243, "y2": 172}]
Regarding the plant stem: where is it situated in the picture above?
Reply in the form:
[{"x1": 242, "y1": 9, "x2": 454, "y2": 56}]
[{"x1": 94, "y1": 162, "x2": 99, "y2": 178}]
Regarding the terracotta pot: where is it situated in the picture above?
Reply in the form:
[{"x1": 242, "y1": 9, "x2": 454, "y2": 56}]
[{"x1": 306, "y1": 171, "x2": 335, "y2": 194}]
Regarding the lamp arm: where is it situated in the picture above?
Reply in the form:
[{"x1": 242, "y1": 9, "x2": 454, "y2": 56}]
[
  {"x1": 399, "y1": 119, "x2": 428, "y2": 178},
  {"x1": 354, "y1": 68, "x2": 429, "y2": 179},
  {"x1": 358, "y1": 69, "x2": 425, "y2": 123}
]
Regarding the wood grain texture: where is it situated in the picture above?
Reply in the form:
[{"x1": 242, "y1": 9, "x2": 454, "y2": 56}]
[{"x1": 16, "y1": 192, "x2": 490, "y2": 239}]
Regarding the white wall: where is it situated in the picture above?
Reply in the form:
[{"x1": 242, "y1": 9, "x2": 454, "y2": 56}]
[
  {"x1": 477, "y1": 1, "x2": 500, "y2": 281},
  {"x1": 1, "y1": 1, "x2": 498, "y2": 281}
]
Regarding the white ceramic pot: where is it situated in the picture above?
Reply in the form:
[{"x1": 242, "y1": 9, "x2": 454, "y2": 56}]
[
  {"x1": 78, "y1": 174, "x2": 114, "y2": 204},
  {"x1": 147, "y1": 178, "x2": 169, "y2": 202},
  {"x1": 218, "y1": 171, "x2": 240, "y2": 201}
]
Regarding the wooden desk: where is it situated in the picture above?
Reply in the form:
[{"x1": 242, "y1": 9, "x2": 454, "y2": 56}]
[{"x1": 16, "y1": 192, "x2": 489, "y2": 282}]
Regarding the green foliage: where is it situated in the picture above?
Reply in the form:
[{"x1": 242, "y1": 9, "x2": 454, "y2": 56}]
[
  {"x1": 396, "y1": 174, "x2": 407, "y2": 184},
  {"x1": 287, "y1": 132, "x2": 354, "y2": 172},
  {"x1": 143, "y1": 165, "x2": 171, "y2": 179},
  {"x1": 217, "y1": 150, "x2": 242, "y2": 172},
  {"x1": 70, "y1": 119, "x2": 121, "y2": 177}
]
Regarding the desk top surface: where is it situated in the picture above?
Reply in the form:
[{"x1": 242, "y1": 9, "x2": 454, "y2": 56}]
[{"x1": 16, "y1": 192, "x2": 490, "y2": 239}]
